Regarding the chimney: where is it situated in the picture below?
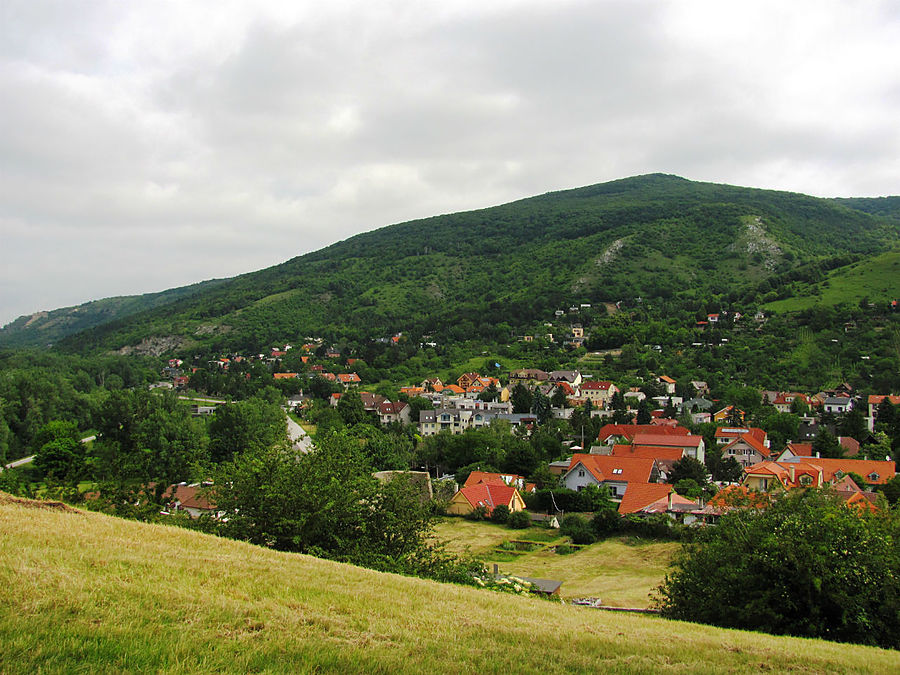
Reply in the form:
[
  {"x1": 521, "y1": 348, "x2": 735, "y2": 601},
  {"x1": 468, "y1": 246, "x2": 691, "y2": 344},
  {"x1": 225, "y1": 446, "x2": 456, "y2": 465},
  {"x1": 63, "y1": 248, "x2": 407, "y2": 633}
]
[
  {"x1": 815, "y1": 452, "x2": 820, "y2": 458},
  {"x1": 789, "y1": 465, "x2": 795, "y2": 483},
  {"x1": 667, "y1": 490, "x2": 673, "y2": 511}
]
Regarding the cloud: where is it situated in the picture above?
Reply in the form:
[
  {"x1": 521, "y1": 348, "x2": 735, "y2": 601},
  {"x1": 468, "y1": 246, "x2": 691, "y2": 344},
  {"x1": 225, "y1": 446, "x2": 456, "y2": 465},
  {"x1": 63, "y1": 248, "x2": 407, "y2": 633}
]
[{"x1": 2, "y1": 0, "x2": 899, "y2": 325}]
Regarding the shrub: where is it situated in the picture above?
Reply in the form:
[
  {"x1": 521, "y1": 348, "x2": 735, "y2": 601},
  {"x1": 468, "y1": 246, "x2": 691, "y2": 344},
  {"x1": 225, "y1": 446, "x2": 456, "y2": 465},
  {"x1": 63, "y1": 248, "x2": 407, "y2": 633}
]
[
  {"x1": 555, "y1": 544, "x2": 574, "y2": 555},
  {"x1": 464, "y1": 505, "x2": 488, "y2": 521},
  {"x1": 590, "y1": 508, "x2": 621, "y2": 538},
  {"x1": 491, "y1": 504, "x2": 510, "y2": 524},
  {"x1": 506, "y1": 510, "x2": 531, "y2": 529},
  {"x1": 655, "y1": 489, "x2": 900, "y2": 649},
  {"x1": 560, "y1": 514, "x2": 596, "y2": 545}
]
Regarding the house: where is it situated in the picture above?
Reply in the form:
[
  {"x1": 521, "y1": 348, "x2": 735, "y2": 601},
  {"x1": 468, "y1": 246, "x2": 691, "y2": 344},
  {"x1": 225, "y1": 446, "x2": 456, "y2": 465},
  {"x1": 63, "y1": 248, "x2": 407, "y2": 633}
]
[
  {"x1": 658, "y1": 375, "x2": 676, "y2": 395},
  {"x1": 616, "y1": 482, "x2": 674, "y2": 514},
  {"x1": 419, "y1": 409, "x2": 466, "y2": 436},
  {"x1": 631, "y1": 433, "x2": 706, "y2": 463},
  {"x1": 720, "y1": 434, "x2": 771, "y2": 468},
  {"x1": 456, "y1": 372, "x2": 481, "y2": 390},
  {"x1": 560, "y1": 454, "x2": 660, "y2": 499},
  {"x1": 548, "y1": 370, "x2": 583, "y2": 388},
  {"x1": 867, "y1": 394, "x2": 900, "y2": 430},
  {"x1": 336, "y1": 373, "x2": 362, "y2": 388},
  {"x1": 743, "y1": 457, "x2": 896, "y2": 491},
  {"x1": 609, "y1": 444, "x2": 683, "y2": 481},
  {"x1": 447, "y1": 481, "x2": 526, "y2": 516},
  {"x1": 713, "y1": 405, "x2": 746, "y2": 424},
  {"x1": 378, "y1": 401, "x2": 410, "y2": 426},
  {"x1": 690, "y1": 381, "x2": 710, "y2": 396},
  {"x1": 772, "y1": 392, "x2": 811, "y2": 413},
  {"x1": 509, "y1": 369, "x2": 550, "y2": 385},
  {"x1": 779, "y1": 456, "x2": 895, "y2": 486},
  {"x1": 597, "y1": 423, "x2": 690, "y2": 445},
  {"x1": 578, "y1": 380, "x2": 618, "y2": 407},
  {"x1": 823, "y1": 397, "x2": 853, "y2": 415},
  {"x1": 161, "y1": 483, "x2": 218, "y2": 519},
  {"x1": 714, "y1": 427, "x2": 768, "y2": 447},
  {"x1": 273, "y1": 372, "x2": 299, "y2": 380},
  {"x1": 359, "y1": 392, "x2": 388, "y2": 412},
  {"x1": 775, "y1": 442, "x2": 814, "y2": 461},
  {"x1": 464, "y1": 471, "x2": 535, "y2": 493}
]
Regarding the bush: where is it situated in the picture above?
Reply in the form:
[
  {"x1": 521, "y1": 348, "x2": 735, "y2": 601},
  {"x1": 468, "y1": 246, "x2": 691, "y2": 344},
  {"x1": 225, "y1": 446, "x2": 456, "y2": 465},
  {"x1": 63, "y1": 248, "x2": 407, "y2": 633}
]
[
  {"x1": 491, "y1": 504, "x2": 510, "y2": 524},
  {"x1": 655, "y1": 489, "x2": 900, "y2": 649},
  {"x1": 555, "y1": 543, "x2": 575, "y2": 555},
  {"x1": 464, "y1": 505, "x2": 488, "y2": 521},
  {"x1": 506, "y1": 510, "x2": 531, "y2": 529},
  {"x1": 560, "y1": 514, "x2": 596, "y2": 545},
  {"x1": 590, "y1": 508, "x2": 622, "y2": 538}
]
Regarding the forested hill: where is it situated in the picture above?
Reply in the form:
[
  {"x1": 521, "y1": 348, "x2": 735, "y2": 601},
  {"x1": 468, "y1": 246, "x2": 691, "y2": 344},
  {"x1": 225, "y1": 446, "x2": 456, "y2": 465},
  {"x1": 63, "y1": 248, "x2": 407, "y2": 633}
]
[{"x1": 10, "y1": 173, "x2": 900, "y2": 354}]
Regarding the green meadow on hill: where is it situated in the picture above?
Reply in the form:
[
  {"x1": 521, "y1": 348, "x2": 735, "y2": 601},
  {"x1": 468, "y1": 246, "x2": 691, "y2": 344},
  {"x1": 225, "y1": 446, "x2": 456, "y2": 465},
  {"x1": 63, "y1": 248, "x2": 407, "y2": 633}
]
[{"x1": 2, "y1": 494, "x2": 898, "y2": 674}]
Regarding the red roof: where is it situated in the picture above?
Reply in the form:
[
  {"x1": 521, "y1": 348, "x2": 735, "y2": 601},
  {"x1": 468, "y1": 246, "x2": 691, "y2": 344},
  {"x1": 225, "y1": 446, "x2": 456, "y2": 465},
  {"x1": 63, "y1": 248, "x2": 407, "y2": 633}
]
[
  {"x1": 783, "y1": 442, "x2": 814, "y2": 457},
  {"x1": 566, "y1": 454, "x2": 657, "y2": 485},
  {"x1": 455, "y1": 482, "x2": 520, "y2": 515},
  {"x1": 632, "y1": 433, "x2": 703, "y2": 448},
  {"x1": 464, "y1": 471, "x2": 528, "y2": 489},
  {"x1": 598, "y1": 424, "x2": 689, "y2": 442},
  {"x1": 785, "y1": 457, "x2": 895, "y2": 485},
  {"x1": 611, "y1": 444, "x2": 684, "y2": 462},
  {"x1": 868, "y1": 394, "x2": 900, "y2": 406},
  {"x1": 617, "y1": 483, "x2": 673, "y2": 514},
  {"x1": 581, "y1": 380, "x2": 614, "y2": 391},
  {"x1": 723, "y1": 433, "x2": 770, "y2": 458},
  {"x1": 659, "y1": 375, "x2": 676, "y2": 384},
  {"x1": 714, "y1": 427, "x2": 767, "y2": 443}
]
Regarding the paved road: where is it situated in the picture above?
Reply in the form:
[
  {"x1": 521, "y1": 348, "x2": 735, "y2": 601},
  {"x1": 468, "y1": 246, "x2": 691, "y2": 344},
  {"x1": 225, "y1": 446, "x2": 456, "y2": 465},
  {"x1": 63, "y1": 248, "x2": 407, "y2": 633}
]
[
  {"x1": 285, "y1": 413, "x2": 314, "y2": 453},
  {"x1": 2, "y1": 455, "x2": 35, "y2": 471}
]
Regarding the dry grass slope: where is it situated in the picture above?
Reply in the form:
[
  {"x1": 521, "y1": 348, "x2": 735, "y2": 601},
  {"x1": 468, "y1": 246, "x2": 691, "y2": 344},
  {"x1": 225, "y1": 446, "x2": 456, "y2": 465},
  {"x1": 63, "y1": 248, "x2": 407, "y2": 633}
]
[{"x1": 2, "y1": 495, "x2": 898, "y2": 674}]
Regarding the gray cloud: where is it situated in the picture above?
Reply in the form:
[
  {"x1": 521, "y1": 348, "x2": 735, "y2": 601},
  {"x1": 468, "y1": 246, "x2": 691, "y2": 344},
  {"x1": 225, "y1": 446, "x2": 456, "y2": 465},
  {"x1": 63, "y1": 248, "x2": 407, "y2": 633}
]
[{"x1": 2, "y1": 0, "x2": 899, "y2": 325}]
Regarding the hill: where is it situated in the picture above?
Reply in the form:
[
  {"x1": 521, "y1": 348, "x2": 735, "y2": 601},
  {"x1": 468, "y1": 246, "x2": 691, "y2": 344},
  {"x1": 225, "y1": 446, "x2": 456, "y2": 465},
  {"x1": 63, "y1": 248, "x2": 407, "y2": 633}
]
[
  {"x1": 2, "y1": 494, "x2": 898, "y2": 674},
  {"x1": 6, "y1": 173, "x2": 895, "y2": 355},
  {"x1": 0, "y1": 278, "x2": 225, "y2": 349},
  {"x1": 764, "y1": 248, "x2": 900, "y2": 312}
]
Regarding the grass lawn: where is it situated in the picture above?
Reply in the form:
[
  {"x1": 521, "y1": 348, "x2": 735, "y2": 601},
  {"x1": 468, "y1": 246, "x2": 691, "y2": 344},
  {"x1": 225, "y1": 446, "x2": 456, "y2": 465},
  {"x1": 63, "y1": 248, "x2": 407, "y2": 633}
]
[
  {"x1": 432, "y1": 517, "x2": 677, "y2": 607},
  {"x1": 3, "y1": 495, "x2": 898, "y2": 674}
]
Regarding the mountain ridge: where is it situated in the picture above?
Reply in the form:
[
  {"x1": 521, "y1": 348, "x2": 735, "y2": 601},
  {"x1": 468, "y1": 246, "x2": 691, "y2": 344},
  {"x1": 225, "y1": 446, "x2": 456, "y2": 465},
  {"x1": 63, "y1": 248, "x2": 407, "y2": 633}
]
[{"x1": 3, "y1": 174, "x2": 899, "y2": 352}]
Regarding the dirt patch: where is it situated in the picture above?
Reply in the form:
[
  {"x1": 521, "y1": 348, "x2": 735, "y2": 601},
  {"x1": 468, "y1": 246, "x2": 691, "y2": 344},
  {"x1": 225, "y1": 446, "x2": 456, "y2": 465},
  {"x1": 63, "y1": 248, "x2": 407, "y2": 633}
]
[{"x1": 0, "y1": 492, "x2": 80, "y2": 513}]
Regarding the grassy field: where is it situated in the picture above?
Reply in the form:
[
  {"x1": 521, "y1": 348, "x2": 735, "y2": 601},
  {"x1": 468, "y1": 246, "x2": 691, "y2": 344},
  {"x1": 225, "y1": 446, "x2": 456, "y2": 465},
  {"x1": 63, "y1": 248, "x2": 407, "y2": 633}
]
[
  {"x1": 765, "y1": 249, "x2": 900, "y2": 312},
  {"x1": 2, "y1": 495, "x2": 898, "y2": 674},
  {"x1": 432, "y1": 517, "x2": 677, "y2": 607}
]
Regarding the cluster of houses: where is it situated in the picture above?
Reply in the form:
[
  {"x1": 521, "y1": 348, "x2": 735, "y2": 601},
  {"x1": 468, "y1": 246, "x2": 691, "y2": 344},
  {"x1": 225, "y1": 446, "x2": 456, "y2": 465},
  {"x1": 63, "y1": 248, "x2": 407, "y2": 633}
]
[{"x1": 443, "y1": 421, "x2": 895, "y2": 525}]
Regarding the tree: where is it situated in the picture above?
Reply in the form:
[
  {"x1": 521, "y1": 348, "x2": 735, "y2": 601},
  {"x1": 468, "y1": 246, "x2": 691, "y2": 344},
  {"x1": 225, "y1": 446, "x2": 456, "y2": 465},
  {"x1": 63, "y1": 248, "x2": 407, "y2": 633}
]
[
  {"x1": 212, "y1": 432, "x2": 471, "y2": 580},
  {"x1": 208, "y1": 398, "x2": 286, "y2": 463},
  {"x1": 636, "y1": 399, "x2": 652, "y2": 425},
  {"x1": 511, "y1": 384, "x2": 533, "y2": 414},
  {"x1": 337, "y1": 391, "x2": 368, "y2": 426},
  {"x1": 713, "y1": 456, "x2": 744, "y2": 483},
  {"x1": 812, "y1": 428, "x2": 843, "y2": 459},
  {"x1": 34, "y1": 436, "x2": 84, "y2": 484},
  {"x1": 560, "y1": 514, "x2": 596, "y2": 545},
  {"x1": 667, "y1": 456, "x2": 709, "y2": 486},
  {"x1": 655, "y1": 489, "x2": 900, "y2": 649},
  {"x1": 531, "y1": 389, "x2": 552, "y2": 426},
  {"x1": 550, "y1": 385, "x2": 568, "y2": 409},
  {"x1": 491, "y1": 504, "x2": 510, "y2": 524},
  {"x1": 838, "y1": 408, "x2": 867, "y2": 442}
]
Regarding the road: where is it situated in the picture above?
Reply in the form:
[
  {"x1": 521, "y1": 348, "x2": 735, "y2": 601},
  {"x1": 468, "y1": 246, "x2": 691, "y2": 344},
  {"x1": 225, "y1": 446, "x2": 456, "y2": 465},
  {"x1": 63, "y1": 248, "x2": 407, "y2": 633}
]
[
  {"x1": 2, "y1": 435, "x2": 94, "y2": 472},
  {"x1": 285, "y1": 413, "x2": 314, "y2": 453}
]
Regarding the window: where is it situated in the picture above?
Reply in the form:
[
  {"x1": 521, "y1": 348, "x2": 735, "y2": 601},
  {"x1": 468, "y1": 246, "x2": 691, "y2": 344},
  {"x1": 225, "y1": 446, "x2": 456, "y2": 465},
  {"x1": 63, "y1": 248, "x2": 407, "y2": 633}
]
[
  {"x1": 612, "y1": 468, "x2": 623, "y2": 474},
  {"x1": 869, "y1": 473, "x2": 879, "y2": 482},
  {"x1": 578, "y1": 469, "x2": 585, "y2": 477},
  {"x1": 799, "y1": 475, "x2": 812, "y2": 486}
]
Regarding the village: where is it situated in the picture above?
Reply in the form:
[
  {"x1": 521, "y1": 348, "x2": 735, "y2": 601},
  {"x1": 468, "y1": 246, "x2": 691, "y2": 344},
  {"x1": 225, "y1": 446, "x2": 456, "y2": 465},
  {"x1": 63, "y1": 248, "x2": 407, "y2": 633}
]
[{"x1": 156, "y1": 335, "x2": 900, "y2": 530}]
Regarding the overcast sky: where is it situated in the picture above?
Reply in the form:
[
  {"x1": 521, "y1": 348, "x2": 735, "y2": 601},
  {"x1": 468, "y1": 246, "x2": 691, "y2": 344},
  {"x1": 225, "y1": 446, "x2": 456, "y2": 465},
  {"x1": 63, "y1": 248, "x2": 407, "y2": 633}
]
[{"x1": 2, "y1": 1, "x2": 899, "y2": 326}]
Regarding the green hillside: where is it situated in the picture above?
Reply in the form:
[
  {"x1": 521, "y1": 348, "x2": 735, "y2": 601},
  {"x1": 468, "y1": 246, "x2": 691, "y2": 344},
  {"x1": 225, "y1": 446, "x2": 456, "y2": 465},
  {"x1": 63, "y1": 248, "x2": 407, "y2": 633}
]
[
  {"x1": 765, "y1": 249, "x2": 900, "y2": 312},
  {"x1": 2, "y1": 494, "x2": 898, "y2": 674},
  {"x1": 39, "y1": 174, "x2": 898, "y2": 355},
  {"x1": 0, "y1": 278, "x2": 225, "y2": 349}
]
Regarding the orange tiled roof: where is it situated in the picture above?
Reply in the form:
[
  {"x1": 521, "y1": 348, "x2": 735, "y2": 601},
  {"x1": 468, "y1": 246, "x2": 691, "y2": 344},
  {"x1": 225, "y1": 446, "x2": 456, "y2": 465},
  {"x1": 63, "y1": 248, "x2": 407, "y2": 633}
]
[
  {"x1": 610, "y1": 444, "x2": 684, "y2": 461},
  {"x1": 617, "y1": 483, "x2": 673, "y2": 514},
  {"x1": 455, "y1": 482, "x2": 519, "y2": 515},
  {"x1": 566, "y1": 454, "x2": 657, "y2": 485}
]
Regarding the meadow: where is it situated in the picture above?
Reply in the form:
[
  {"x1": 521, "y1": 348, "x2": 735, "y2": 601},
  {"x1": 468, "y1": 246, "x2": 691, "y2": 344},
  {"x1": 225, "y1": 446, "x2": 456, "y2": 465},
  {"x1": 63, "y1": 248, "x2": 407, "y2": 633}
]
[{"x1": 2, "y1": 494, "x2": 898, "y2": 674}]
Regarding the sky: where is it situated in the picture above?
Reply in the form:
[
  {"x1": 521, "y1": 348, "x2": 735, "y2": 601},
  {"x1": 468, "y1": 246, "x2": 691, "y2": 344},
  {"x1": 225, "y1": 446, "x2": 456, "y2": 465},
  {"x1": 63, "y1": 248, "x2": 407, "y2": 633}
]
[{"x1": 2, "y1": 0, "x2": 900, "y2": 326}]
